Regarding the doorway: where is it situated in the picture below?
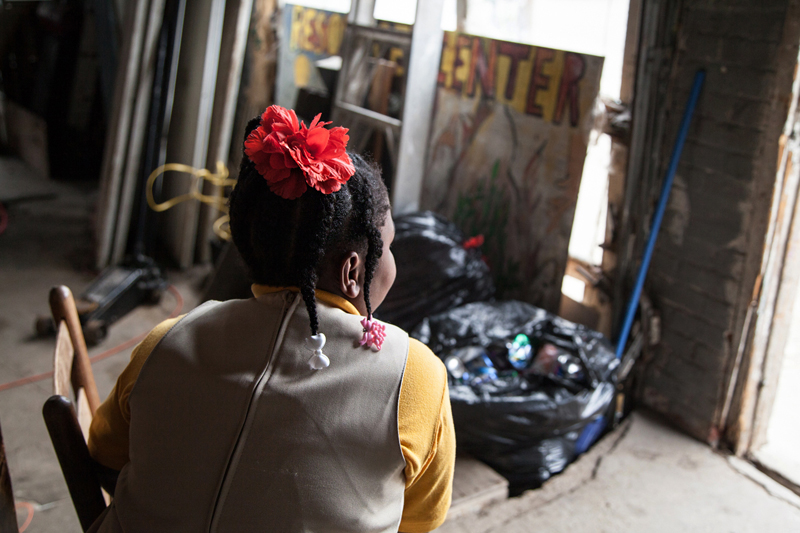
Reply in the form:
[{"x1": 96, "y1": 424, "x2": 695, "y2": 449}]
[
  {"x1": 734, "y1": 47, "x2": 800, "y2": 493},
  {"x1": 753, "y1": 288, "x2": 800, "y2": 488}
]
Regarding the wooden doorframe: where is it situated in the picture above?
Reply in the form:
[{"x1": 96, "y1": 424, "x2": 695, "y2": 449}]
[{"x1": 727, "y1": 44, "x2": 800, "y2": 456}]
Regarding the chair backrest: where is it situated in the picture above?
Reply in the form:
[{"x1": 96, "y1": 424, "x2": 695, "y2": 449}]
[
  {"x1": 43, "y1": 286, "x2": 107, "y2": 532},
  {"x1": 49, "y1": 286, "x2": 101, "y2": 416},
  {"x1": 42, "y1": 396, "x2": 107, "y2": 531},
  {"x1": 52, "y1": 321, "x2": 92, "y2": 440}
]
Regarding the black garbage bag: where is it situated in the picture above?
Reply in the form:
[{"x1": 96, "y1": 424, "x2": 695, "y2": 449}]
[
  {"x1": 412, "y1": 300, "x2": 618, "y2": 493},
  {"x1": 375, "y1": 211, "x2": 495, "y2": 332}
]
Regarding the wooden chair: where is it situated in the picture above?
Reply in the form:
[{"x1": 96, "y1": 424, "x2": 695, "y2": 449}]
[
  {"x1": 0, "y1": 418, "x2": 19, "y2": 533},
  {"x1": 42, "y1": 286, "x2": 108, "y2": 531}
]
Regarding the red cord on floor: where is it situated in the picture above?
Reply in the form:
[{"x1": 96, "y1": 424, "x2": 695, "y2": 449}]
[
  {"x1": 0, "y1": 285, "x2": 184, "y2": 393},
  {"x1": 16, "y1": 501, "x2": 34, "y2": 532}
]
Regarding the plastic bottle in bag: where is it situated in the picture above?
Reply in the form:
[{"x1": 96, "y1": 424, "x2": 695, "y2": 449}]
[
  {"x1": 507, "y1": 333, "x2": 533, "y2": 369},
  {"x1": 444, "y1": 346, "x2": 498, "y2": 385}
]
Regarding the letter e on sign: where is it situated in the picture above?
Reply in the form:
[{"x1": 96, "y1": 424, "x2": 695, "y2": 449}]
[
  {"x1": 526, "y1": 47, "x2": 555, "y2": 117},
  {"x1": 554, "y1": 52, "x2": 586, "y2": 127}
]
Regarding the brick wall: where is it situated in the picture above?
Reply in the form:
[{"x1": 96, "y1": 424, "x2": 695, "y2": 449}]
[{"x1": 632, "y1": 0, "x2": 800, "y2": 442}]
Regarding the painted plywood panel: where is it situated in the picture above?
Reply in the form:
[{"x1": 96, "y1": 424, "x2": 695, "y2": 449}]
[
  {"x1": 275, "y1": 4, "x2": 346, "y2": 110},
  {"x1": 422, "y1": 32, "x2": 603, "y2": 311}
]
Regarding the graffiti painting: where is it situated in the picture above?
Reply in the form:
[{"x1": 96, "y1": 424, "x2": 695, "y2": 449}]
[{"x1": 423, "y1": 32, "x2": 603, "y2": 311}]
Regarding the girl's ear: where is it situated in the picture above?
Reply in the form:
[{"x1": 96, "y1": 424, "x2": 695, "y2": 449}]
[{"x1": 339, "y1": 251, "x2": 362, "y2": 299}]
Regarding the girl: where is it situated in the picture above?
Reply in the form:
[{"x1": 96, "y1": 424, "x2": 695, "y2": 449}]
[{"x1": 87, "y1": 106, "x2": 455, "y2": 533}]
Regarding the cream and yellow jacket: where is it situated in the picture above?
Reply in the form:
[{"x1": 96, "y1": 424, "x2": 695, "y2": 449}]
[{"x1": 88, "y1": 286, "x2": 455, "y2": 533}]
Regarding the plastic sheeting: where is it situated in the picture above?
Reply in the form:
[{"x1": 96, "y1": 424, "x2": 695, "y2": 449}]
[
  {"x1": 376, "y1": 212, "x2": 495, "y2": 332},
  {"x1": 413, "y1": 301, "x2": 619, "y2": 493}
]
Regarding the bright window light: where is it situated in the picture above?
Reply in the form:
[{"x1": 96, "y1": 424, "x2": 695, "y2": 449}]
[
  {"x1": 441, "y1": 0, "x2": 457, "y2": 30},
  {"x1": 281, "y1": 0, "x2": 352, "y2": 13},
  {"x1": 374, "y1": 0, "x2": 416, "y2": 24},
  {"x1": 284, "y1": 0, "x2": 458, "y2": 31},
  {"x1": 562, "y1": 275, "x2": 586, "y2": 303}
]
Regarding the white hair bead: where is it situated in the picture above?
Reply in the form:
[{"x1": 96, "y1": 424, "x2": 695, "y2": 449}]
[{"x1": 306, "y1": 334, "x2": 330, "y2": 369}]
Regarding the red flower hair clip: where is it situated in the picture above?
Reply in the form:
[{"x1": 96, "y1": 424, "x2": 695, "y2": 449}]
[{"x1": 244, "y1": 105, "x2": 355, "y2": 199}]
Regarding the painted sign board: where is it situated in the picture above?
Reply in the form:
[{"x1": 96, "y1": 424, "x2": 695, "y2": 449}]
[
  {"x1": 276, "y1": 4, "x2": 346, "y2": 110},
  {"x1": 423, "y1": 32, "x2": 603, "y2": 311}
]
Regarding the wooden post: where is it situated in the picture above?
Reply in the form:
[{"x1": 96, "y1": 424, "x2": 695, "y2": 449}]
[
  {"x1": 111, "y1": 0, "x2": 168, "y2": 265},
  {"x1": 161, "y1": 0, "x2": 226, "y2": 268},
  {"x1": 95, "y1": 0, "x2": 153, "y2": 268},
  {"x1": 349, "y1": 0, "x2": 376, "y2": 25},
  {"x1": 391, "y1": 0, "x2": 445, "y2": 214},
  {"x1": 197, "y1": 0, "x2": 255, "y2": 263},
  {"x1": 367, "y1": 59, "x2": 397, "y2": 166}
]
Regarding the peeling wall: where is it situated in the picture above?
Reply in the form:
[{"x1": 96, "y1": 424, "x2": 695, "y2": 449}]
[{"x1": 628, "y1": 0, "x2": 800, "y2": 443}]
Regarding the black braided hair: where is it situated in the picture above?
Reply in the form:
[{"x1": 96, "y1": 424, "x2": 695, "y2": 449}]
[{"x1": 229, "y1": 117, "x2": 390, "y2": 336}]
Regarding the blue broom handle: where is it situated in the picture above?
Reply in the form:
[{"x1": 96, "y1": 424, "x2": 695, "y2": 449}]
[{"x1": 615, "y1": 70, "x2": 706, "y2": 359}]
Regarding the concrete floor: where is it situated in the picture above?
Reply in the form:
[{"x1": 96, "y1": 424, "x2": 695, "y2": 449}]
[
  {"x1": 436, "y1": 412, "x2": 800, "y2": 533},
  {"x1": 2, "y1": 161, "x2": 800, "y2": 531},
  {"x1": 0, "y1": 164, "x2": 206, "y2": 530}
]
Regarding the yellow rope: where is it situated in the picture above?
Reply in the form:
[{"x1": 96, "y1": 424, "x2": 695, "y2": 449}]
[{"x1": 145, "y1": 161, "x2": 235, "y2": 240}]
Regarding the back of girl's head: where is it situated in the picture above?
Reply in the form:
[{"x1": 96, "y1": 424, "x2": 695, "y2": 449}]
[{"x1": 229, "y1": 115, "x2": 390, "y2": 335}]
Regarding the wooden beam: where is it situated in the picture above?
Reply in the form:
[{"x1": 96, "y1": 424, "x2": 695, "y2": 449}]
[
  {"x1": 733, "y1": 43, "x2": 800, "y2": 454},
  {"x1": 95, "y1": 0, "x2": 152, "y2": 268},
  {"x1": 111, "y1": 0, "x2": 168, "y2": 265},
  {"x1": 349, "y1": 0, "x2": 376, "y2": 26},
  {"x1": 391, "y1": 0, "x2": 445, "y2": 214},
  {"x1": 197, "y1": 0, "x2": 255, "y2": 263},
  {"x1": 161, "y1": 0, "x2": 225, "y2": 268}
]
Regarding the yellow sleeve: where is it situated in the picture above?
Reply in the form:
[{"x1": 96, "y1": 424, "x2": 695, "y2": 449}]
[
  {"x1": 398, "y1": 338, "x2": 456, "y2": 533},
  {"x1": 88, "y1": 316, "x2": 183, "y2": 470}
]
